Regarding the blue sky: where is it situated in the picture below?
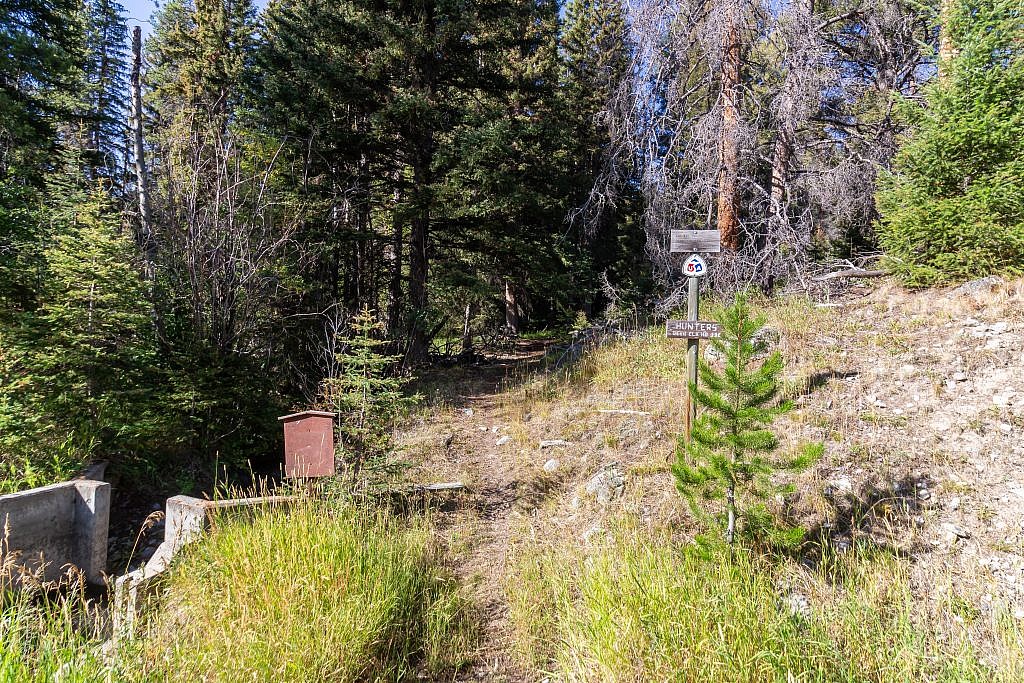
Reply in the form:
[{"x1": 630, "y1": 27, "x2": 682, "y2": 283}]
[
  {"x1": 121, "y1": 0, "x2": 269, "y2": 41},
  {"x1": 122, "y1": 0, "x2": 157, "y2": 38}
]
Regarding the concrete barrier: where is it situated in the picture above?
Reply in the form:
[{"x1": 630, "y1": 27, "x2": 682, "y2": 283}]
[
  {"x1": 113, "y1": 494, "x2": 293, "y2": 637},
  {"x1": 0, "y1": 480, "x2": 110, "y2": 585}
]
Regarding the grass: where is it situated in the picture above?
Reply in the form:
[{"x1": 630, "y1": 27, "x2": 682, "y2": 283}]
[
  {"x1": 139, "y1": 498, "x2": 476, "y2": 682},
  {"x1": 0, "y1": 570, "x2": 113, "y2": 682},
  {"x1": 506, "y1": 518, "x2": 1024, "y2": 683}
]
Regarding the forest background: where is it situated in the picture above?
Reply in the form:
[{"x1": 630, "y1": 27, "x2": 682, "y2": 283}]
[{"x1": 1, "y1": 0, "x2": 1020, "y2": 493}]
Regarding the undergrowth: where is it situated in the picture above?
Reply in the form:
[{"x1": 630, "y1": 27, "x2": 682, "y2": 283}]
[
  {"x1": 140, "y1": 498, "x2": 476, "y2": 681},
  {"x1": 506, "y1": 519, "x2": 1023, "y2": 682}
]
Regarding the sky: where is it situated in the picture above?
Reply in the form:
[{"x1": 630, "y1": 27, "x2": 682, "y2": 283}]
[
  {"x1": 120, "y1": 0, "x2": 269, "y2": 42},
  {"x1": 122, "y1": 0, "x2": 157, "y2": 39}
]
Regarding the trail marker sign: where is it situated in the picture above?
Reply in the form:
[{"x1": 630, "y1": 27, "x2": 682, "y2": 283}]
[
  {"x1": 683, "y1": 254, "x2": 707, "y2": 278},
  {"x1": 666, "y1": 320, "x2": 721, "y2": 339},
  {"x1": 671, "y1": 230, "x2": 721, "y2": 254}
]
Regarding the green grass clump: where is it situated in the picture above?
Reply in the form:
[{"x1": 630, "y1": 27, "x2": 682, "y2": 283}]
[
  {"x1": 143, "y1": 500, "x2": 476, "y2": 682},
  {"x1": 507, "y1": 521, "x2": 1022, "y2": 682},
  {"x1": 0, "y1": 585, "x2": 113, "y2": 681}
]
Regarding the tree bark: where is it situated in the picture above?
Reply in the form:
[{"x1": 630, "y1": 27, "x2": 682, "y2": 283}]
[
  {"x1": 406, "y1": 0, "x2": 436, "y2": 363},
  {"x1": 938, "y1": 0, "x2": 957, "y2": 79},
  {"x1": 504, "y1": 280, "x2": 519, "y2": 335},
  {"x1": 387, "y1": 187, "x2": 404, "y2": 339},
  {"x1": 461, "y1": 301, "x2": 473, "y2": 357},
  {"x1": 717, "y1": 6, "x2": 742, "y2": 251},
  {"x1": 130, "y1": 26, "x2": 155, "y2": 278}
]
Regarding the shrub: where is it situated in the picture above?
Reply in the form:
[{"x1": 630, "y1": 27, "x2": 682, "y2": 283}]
[{"x1": 876, "y1": 0, "x2": 1024, "y2": 286}]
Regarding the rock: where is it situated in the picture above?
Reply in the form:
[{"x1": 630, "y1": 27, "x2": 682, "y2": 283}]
[
  {"x1": 540, "y1": 439, "x2": 571, "y2": 448},
  {"x1": 584, "y1": 466, "x2": 625, "y2": 506},
  {"x1": 491, "y1": 426, "x2": 500, "y2": 433},
  {"x1": 827, "y1": 477, "x2": 853, "y2": 496},
  {"x1": 993, "y1": 393, "x2": 1016, "y2": 408},
  {"x1": 750, "y1": 326, "x2": 781, "y2": 357},
  {"x1": 991, "y1": 321, "x2": 1009, "y2": 334},
  {"x1": 461, "y1": 408, "x2": 474, "y2": 417},
  {"x1": 478, "y1": 426, "x2": 488, "y2": 432},
  {"x1": 496, "y1": 435, "x2": 511, "y2": 446},
  {"x1": 947, "y1": 496, "x2": 961, "y2": 512},
  {"x1": 542, "y1": 458, "x2": 560, "y2": 473},
  {"x1": 582, "y1": 526, "x2": 605, "y2": 543},
  {"x1": 781, "y1": 592, "x2": 811, "y2": 619},
  {"x1": 951, "y1": 371, "x2": 968, "y2": 382},
  {"x1": 950, "y1": 276, "x2": 1005, "y2": 297},
  {"x1": 942, "y1": 522, "x2": 972, "y2": 540},
  {"x1": 897, "y1": 364, "x2": 917, "y2": 379}
]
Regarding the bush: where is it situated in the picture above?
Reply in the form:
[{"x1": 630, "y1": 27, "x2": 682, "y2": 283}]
[{"x1": 876, "y1": 0, "x2": 1024, "y2": 286}]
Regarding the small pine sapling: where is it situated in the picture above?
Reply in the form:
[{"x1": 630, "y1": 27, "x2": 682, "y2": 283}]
[
  {"x1": 320, "y1": 308, "x2": 418, "y2": 491},
  {"x1": 673, "y1": 293, "x2": 822, "y2": 550}
]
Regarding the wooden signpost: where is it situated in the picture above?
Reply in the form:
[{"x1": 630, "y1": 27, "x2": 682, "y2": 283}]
[{"x1": 668, "y1": 229, "x2": 722, "y2": 442}]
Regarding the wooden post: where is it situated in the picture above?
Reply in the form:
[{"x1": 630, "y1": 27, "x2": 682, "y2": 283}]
[{"x1": 684, "y1": 274, "x2": 699, "y2": 442}]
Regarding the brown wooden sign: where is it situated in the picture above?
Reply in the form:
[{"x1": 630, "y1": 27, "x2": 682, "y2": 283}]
[
  {"x1": 670, "y1": 230, "x2": 721, "y2": 253},
  {"x1": 666, "y1": 320, "x2": 722, "y2": 339}
]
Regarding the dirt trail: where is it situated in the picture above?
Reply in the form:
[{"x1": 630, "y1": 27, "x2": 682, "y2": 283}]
[{"x1": 407, "y1": 344, "x2": 554, "y2": 681}]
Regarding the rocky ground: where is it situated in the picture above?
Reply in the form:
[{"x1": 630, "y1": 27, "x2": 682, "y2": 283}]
[{"x1": 399, "y1": 275, "x2": 1024, "y2": 679}]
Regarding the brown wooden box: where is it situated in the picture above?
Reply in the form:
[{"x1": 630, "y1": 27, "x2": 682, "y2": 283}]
[{"x1": 278, "y1": 411, "x2": 336, "y2": 478}]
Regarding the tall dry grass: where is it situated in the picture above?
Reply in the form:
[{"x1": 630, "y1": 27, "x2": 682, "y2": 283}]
[
  {"x1": 140, "y1": 497, "x2": 476, "y2": 681},
  {"x1": 506, "y1": 519, "x2": 1023, "y2": 683}
]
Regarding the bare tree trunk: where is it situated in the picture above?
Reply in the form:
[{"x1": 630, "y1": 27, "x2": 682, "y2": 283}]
[
  {"x1": 406, "y1": 0, "x2": 436, "y2": 363},
  {"x1": 717, "y1": 7, "x2": 742, "y2": 251},
  {"x1": 387, "y1": 188, "x2": 404, "y2": 339},
  {"x1": 130, "y1": 26, "x2": 155, "y2": 277},
  {"x1": 504, "y1": 280, "x2": 519, "y2": 335},
  {"x1": 938, "y1": 0, "x2": 957, "y2": 78},
  {"x1": 461, "y1": 302, "x2": 473, "y2": 357},
  {"x1": 726, "y1": 482, "x2": 736, "y2": 545},
  {"x1": 408, "y1": 159, "x2": 430, "y2": 359}
]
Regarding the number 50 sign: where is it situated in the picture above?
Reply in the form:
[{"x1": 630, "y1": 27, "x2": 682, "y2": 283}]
[{"x1": 683, "y1": 254, "x2": 707, "y2": 278}]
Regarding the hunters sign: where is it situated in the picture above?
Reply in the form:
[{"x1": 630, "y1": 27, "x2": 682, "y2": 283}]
[{"x1": 666, "y1": 320, "x2": 722, "y2": 339}]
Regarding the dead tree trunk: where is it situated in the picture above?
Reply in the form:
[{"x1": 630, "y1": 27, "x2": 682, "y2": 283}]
[
  {"x1": 461, "y1": 302, "x2": 473, "y2": 357},
  {"x1": 717, "y1": 6, "x2": 742, "y2": 251},
  {"x1": 504, "y1": 280, "x2": 519, "y2": 335},
  {"x1": 129, "y1": 26, "x2": 155, "y2": 278},
  {"x1": 938, "y1": 0, "x2": 957, "y2": 78},
  {"x1": 387, "y1": 188, "x2": 404, "y2": 339}
]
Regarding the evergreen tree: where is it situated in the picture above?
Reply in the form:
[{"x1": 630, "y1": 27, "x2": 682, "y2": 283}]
[
  {"x1": 0, "y1": 0, "x2": 84, "y2": 180},
  {"x1": 82, "y1": 0, "x2": 129, "y2": 181},
  {"x1": 0, "y1": 151, "x2": 160, "y2": 487},
  {"x1": 673, "y1": 294, "x2": 820, "y2": 549},
  {"x1": 319, "y1": 308, "x2": 417, "y2": 490},
  {"x1": 876, "y1": 0, "x2": 1024, "y2": 286},
  {"x1": 559, "y1": 0, "x2": 648, "y2": 318}
]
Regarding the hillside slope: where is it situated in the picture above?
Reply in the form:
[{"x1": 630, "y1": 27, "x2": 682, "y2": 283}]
[{"x1": 399, "y1": 277, "x2": 1024, "y2": 680}]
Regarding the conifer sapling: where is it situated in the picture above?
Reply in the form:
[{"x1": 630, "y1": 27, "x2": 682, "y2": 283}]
[
  {"x1": 319, "y1": 308, "x2": 418, "y2": 491},
  {"x1": 673, "y1": 294, "x2": 822, "y2": 549}
]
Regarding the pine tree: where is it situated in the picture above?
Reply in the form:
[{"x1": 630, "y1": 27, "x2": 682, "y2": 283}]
[
  {"x1": 82, "y1": 0, "x2": 129, "y2": 182},
  {"x1": 876, "y1": 0, "x2": 1024, "y2": 285},
  {"x1": 673, "y1": 294, "x2": 820, "y2": 550},
  {"x1": 0, "y1": 150, "x2": 159, "y2": 486},
  {"x1": 0, "y1": 0, "x2": 85, "y2": 180},
  {"x1": 319, "y1": 308, "x2": 417, "y2": 490}
]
